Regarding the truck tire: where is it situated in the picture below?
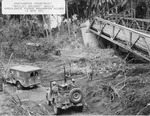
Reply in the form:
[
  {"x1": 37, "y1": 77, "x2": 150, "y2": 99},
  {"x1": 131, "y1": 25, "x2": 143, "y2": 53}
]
[
  {"x1": 69, "y1": 88, "x2": 83, "y2": 104},
  {"x1": 16, "y1": 81, "x2": 23, "y2": 90}
]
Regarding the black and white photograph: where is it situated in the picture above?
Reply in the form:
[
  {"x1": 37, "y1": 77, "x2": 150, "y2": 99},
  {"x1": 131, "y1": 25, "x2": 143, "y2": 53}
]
[{"x1": 1, "y1": 0, "x2": 150, "y2": 115}]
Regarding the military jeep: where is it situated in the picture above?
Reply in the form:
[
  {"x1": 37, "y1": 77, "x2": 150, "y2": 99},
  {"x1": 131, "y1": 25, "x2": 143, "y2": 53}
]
[
  {"x1": 5, "y1": 65, "x2": 41, "y2": 90},
  {"x1": 46, "y1": 68, "x2": 84, "y2": 115}
]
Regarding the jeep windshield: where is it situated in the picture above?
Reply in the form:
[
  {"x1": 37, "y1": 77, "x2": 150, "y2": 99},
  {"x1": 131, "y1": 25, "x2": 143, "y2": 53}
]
[{"x1": 50, "y1": 78, "x2": 73, "y2": 86}]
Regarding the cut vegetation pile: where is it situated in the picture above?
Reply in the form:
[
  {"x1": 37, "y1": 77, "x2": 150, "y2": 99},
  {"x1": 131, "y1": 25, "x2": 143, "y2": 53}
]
[{"x1": 80, "y1": 52, "x2": 150, "y2": 115}]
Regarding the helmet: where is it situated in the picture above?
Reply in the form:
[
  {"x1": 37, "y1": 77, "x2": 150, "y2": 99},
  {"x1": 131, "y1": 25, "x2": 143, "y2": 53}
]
[{"x1": 52, "y1": 81, "x2": 56, "y2": 86}]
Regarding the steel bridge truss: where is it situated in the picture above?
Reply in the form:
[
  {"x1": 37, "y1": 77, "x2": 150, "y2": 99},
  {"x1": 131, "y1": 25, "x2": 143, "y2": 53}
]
[
  {"x1": 89, "y1": 17, "x2": 150, "y2": 61},
  {"x1": 116, "y1": 18, "x2": 150, "y2": 33}
]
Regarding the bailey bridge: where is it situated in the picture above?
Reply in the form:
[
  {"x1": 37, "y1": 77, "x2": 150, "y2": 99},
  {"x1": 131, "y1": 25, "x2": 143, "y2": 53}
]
[{"x1": 83, "y1": 4, "x2": 150, "y2": 62}]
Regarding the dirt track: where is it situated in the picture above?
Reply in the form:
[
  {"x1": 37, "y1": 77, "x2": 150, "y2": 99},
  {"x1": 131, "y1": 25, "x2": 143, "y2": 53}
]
[
  {"x1": 0, "y1": 47, "x2": 106, "y2": 115},
  {"x1": 1, "y1": 46, "x2": 150, "y2": 115}
]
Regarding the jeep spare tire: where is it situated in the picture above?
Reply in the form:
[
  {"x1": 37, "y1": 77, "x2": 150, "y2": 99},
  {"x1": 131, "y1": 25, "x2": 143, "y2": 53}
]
[{"x1": 69, "y1": 88, "x2": 83, "y2": 104}]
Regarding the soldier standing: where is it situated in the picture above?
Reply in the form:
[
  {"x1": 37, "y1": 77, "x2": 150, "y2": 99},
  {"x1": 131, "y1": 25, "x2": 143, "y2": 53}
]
[
  {"x1": 51, "y1": 81, "x2": 59, "y2": 104},
  {"x1": 86, "y1": 65, "x2": 94, "y2": 81}
]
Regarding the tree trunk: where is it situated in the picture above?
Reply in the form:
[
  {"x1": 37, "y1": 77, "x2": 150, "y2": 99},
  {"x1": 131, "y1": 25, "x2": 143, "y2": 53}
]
[
  {"x1": 48, "y1": 15, "x2": 52, "y2": 42},
  {"x1": 66, "y1": 0, "x2": 71, "y2": 37},
  {"x1": 42, "y1": 15, "x2": 49, "y2": 40}
]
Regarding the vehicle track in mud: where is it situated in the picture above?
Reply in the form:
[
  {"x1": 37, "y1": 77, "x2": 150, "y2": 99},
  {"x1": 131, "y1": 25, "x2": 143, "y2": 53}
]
[
  {"x1": 1, "y1": 47, "x2": 135, "y2": 115},
  {"x1": 2, "y1": 83, "x2": 95, "y2": 115}
]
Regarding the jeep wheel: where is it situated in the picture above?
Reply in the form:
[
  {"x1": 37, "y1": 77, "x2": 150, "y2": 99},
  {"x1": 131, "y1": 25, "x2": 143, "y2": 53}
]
[
  {"x1": 69, "y1": 88, "x2": 83, "y2": 104},
  {"x1": 53, "y1": 106, "x2": 61, "y2": 115},
  {"x1": 16, "y1": 81, "x2": 23, "y2": 90}
]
